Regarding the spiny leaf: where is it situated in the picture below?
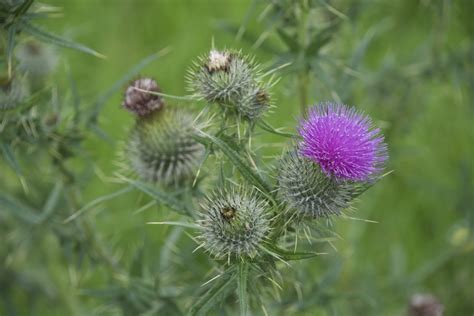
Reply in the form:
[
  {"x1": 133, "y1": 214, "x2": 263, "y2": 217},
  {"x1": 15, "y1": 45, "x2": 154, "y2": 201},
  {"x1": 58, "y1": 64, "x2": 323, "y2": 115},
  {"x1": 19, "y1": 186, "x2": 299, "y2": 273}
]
[
  {"x1": 18, "y1": 19, "x2": 105, "y2": 58},
  {"x1": 121, "y1": 177, "x2": 193, "y2": 217},
  {"x1": 194, "y1": 133, "x2": 275, "y2": 203},
  {"x1": 63, "y1": 185, "x2": 133, "y2": 223},
  {"x1": 263, "y1": 243, "x2": 323, "y2": 261},
  {"x1": 257, "y1": 119, "x2": 299, "y2": 138},
  {"x1": 6, "y1": 24, "x2": 16, "y2": 77},
  {"x1": 189, "y1": 271, "x2": 237, "y2": 316}
]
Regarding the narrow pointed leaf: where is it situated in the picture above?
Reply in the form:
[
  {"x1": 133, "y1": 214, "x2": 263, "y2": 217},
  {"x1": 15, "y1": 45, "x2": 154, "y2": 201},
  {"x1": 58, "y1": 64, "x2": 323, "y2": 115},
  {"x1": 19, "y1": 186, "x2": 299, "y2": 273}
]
[
  {"x1": 189, "y1": 272, "x2": 237, "y2": 316},
  {"x1": 194, "y1": 133, "x2": 275, "y2": 203},
  {"x1": 18, "y1": 19, "x2": 104, "y2": 58}
]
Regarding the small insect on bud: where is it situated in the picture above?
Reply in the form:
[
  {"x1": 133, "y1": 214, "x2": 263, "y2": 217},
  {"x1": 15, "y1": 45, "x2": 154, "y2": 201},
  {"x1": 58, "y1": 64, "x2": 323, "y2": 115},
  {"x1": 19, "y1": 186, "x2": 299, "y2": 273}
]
[
  {"x1": 198, "y1": 187, "x2": 271, "y2": 259},
  {"x1": 278, "y1": 150, "x2": 366, "y2": 220},
  {"x1": 122, "y1": 78, "x2": 164, "y2": 117},
  {"x1": 238, "y1": 86, "x2": 272, "y2": 120},
  {"x1": 408, "y1": 294, "x2": 444, "y2": 316},
  {"x1": 126, "y1": 107, "x2": 204, "y2": 185}
]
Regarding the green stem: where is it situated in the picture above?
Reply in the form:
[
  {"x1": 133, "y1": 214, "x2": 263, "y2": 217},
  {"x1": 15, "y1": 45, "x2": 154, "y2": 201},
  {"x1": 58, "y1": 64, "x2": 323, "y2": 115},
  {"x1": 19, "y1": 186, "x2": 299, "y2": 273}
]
[
  {"x1": 298, "y1": 70, "x2": 309, "y2": 115},
  {"x1": 238, "y1": 261, "x2": 250, "y2": 316}
]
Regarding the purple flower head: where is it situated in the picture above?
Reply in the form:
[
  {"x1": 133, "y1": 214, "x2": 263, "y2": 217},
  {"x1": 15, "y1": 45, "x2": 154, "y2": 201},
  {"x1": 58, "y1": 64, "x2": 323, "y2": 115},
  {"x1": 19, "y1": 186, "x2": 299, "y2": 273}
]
[{"x1": 299, "y1": 102, "x2": 387, "y2": 182}]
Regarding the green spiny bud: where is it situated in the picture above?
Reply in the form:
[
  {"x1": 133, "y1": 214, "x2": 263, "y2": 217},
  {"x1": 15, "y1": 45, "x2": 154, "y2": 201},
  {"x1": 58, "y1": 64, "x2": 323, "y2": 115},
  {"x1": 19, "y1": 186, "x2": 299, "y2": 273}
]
[
  {"x1": 0, "y1": 76, "x2": 29, "y2": 111},
  {"x1": 278, "y1": 150, "x2": 365, "y2": 220},
  {"x1": 198, "y1": 186, "x2": 271, "y2": 259},
  {"x1": 126, "y1": 107, "x2": 204, "y2": 185},
  {"x1": 188, "y1": 49, "x2": 271, "y2": 120},
  {"x1": 15, "y1": 40, "x2": 58, "y2": 84},
  {"x1": 188, "y1": 49, "x2": 256, "y2": 103}
]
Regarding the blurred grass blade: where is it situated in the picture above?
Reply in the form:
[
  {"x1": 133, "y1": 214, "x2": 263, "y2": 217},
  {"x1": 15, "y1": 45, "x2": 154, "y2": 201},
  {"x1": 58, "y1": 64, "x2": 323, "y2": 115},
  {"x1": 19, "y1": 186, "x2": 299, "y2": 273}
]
[
  {"x1": 6, "y1": 24, "x2": 16, "y2": 77},
  {"x1": 63, "y1": 185, "x2": 133, "y2": 223},
  {"x1": 38, "y1": 182, "x2": 62, "y2": 223},
  {"x1": 120, "y1": 176, "x2": 192, "y2": 217},
  {"x1": 189, "y1": 271, "x2": 237, "y2": 316},
  {"x1": 18, "y1": 19, "x2": 105, "y2": 58},
  {"x1": 147, "y1": 221, "x2": 200, "y2": 229},
  {"x1": 0, "y1": 193, "x2": 40, "y2": 224}
]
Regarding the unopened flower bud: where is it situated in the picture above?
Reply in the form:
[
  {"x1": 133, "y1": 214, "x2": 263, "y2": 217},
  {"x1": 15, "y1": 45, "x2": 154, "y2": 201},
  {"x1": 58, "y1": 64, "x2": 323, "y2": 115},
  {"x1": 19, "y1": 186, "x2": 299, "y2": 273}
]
[
  {"x1": 123, "y1": 78, "x2": 164, "y2": 117},
  {"x1": 408, "y1": 294, "x2": 444, "y2": 316},
  {"x1": 126, "y1": 107, "x2": 204, "y2": 185},
  {"x1": 278, "y1": 150, "x2": 364, "y2": 219},
  {"x1": 198, "y1": 187, "x2": 271, "y2": 259},
  {"x1": 15, "y1": 40, "x2": 58, "y2": 84}
]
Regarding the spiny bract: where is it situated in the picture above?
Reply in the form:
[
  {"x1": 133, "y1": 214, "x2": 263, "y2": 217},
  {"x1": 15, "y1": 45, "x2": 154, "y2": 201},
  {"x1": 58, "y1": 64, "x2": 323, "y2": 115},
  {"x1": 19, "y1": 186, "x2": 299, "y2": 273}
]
[
  {"x1": 198, "y1": 187, "x2": 271, "y2": 259},
  {"x1": 0, "y1": 77, "x2": 29, "y2": 111},
  {"x1": 299, "y1": 102, "x2": 388, "y2": 181},
  {"x1": 278, "y1": 150, "x2": 367, "y2": 220},
  {"x1": 126, "y1": 107, "x2": 204, "y2": 185}
]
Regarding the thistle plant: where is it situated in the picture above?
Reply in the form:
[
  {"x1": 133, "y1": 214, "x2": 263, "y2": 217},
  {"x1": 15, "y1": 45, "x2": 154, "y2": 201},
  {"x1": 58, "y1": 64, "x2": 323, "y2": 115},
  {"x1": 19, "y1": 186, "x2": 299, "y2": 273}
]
[{"x1": 110, "y1": 46, "x2": 390, "y2": 315}]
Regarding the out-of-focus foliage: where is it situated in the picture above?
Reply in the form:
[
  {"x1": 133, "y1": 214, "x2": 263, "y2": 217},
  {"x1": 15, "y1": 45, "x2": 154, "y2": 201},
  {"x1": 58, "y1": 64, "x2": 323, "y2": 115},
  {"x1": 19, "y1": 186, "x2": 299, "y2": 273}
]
[{"x1": 1, "y1": 0, "x2": 472, "y2": 315}]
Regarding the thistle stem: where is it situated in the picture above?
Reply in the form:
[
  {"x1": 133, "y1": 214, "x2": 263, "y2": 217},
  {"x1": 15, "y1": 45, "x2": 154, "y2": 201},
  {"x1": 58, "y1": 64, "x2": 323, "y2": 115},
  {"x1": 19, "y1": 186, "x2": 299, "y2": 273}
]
[{"x1": 238, "y1": 261, "x2": 250, "y2": 316}]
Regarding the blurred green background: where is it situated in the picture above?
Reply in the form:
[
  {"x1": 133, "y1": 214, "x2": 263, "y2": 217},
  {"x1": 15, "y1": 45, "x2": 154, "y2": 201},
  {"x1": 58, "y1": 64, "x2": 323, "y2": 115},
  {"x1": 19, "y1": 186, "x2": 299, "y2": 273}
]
[{"x1": 2, "y1": 0, "x2": 473, "y2": 315}]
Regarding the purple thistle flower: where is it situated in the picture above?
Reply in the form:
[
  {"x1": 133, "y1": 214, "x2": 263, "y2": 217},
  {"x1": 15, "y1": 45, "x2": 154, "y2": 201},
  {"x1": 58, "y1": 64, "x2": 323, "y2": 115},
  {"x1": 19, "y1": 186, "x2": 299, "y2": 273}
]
[{"x1": 299, "y1": 102, "x2": 387, "y2": 182}]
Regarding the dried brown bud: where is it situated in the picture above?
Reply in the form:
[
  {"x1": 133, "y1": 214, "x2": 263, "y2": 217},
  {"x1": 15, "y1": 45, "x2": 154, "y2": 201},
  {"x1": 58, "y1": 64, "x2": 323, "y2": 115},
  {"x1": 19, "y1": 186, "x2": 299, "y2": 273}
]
[
  {"x1": 408, "y1": 294, "x2": 444, "y2": 316},
  {"x1": 205, "y1": 50, "x2": 231, "y2": 73},
  {"x1": 122, "y1": 78, "x2": 164, "y2": 116}
]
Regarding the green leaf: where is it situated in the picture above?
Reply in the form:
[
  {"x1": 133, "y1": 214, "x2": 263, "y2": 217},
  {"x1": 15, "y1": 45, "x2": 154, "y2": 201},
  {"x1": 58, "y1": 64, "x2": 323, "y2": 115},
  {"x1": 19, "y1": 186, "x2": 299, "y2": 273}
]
[
  {"x1": 306, "y1": 21, "x2": 341, "y2": 56},
  {"x1": 194, "y1": 133, "x2": 275, "y2": 203},
  {"x1": 257, "y1": 119, "x2": 299, "y2": 138},
  {"x1": 18, "y1": 19, "x2": 105, "y2": 58},
  {"x1": 262, "y1": 243, "x2": 322, "y2": 261},
  {"x1": 0, "y1": 192, "x2": 40, "y2": 224},
  {"x1": 189, "y1": 271, "x2": 237, "y2": 316},
  {"x1": 237, "y1": 262, "x2": 250, "y2": 316},
  {"x1": 38, "y1": 182, "x2": 62, "y2": 223},
  {"x1": 276, "y1": 28, "x2": 299, "y2": 52},
  {"x1": 120, "y1": 177, "x2": 193, "y2": 217},
  {"x1": 63, "y1": 185, "x2": 133, "y2": 223},
  {"x1": 6, "y1": 24, "x2": 16, "y2": 77}
]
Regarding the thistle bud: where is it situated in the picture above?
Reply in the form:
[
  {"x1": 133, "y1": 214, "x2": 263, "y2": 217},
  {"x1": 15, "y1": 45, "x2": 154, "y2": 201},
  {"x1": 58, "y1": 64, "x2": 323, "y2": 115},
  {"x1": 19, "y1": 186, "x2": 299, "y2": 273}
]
[
  {"x1": 0, "y1": 76, "x2": 29, "y2": 111},
  {"x1": 15, "y1": 40, "x2": 58, "y2": 84},
  {"x1": 123, "y1": 78, "x2": 164, "y2": 117},
  {"x1": 188, "y1": 49, "x2": 271, "y2": 120},
  {"x1": 278, "y1": 150, "x2": 364, "y2": 219},
  {"x1": 126, "y1": 107, "x2": 204, "y2": 185},
  {"x1": 408, "y1": 294, "x2": 444, "y2": 316},
  {"x1": 198, "y1": 187, "x2": 271, "y2": 259},
  {"x1": 238, "y1": 86, "x2": 272, "y2": 120}
]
